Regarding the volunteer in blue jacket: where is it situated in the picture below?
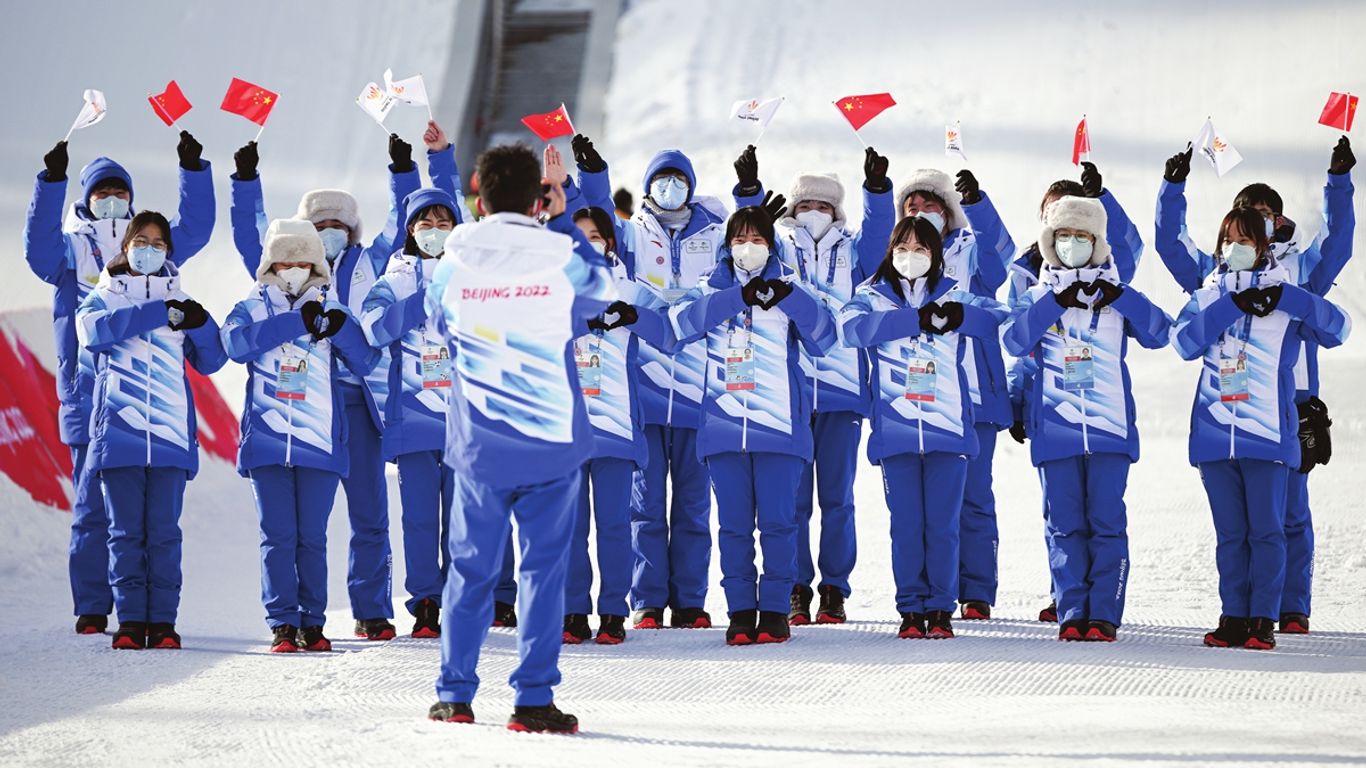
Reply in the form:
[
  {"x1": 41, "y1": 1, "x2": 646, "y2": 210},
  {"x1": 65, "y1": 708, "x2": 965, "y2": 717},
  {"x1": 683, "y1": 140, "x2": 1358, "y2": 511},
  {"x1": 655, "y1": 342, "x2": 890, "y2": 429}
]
[
  {"x1": 221, "y1": 219, "x2": 378, "y2": 654},
  {"x1": 898, "y1": 168, "x2": 1016, "y2": 620},
  {"x1": 360, "y1": 185, "x2": 463, "y2": 639},
  {"x1": 1004, "y1": 197, "x2": 1172, "y2": 643},
  {"x1": 24, "y1": 133, "x2": 214, "y2": 635},
  {"x1": 670, "y1": 206, "x2": 838, "y2": 646},
  {"x1": 1172, "y1": 207, "x2": 1351, "y2": 651},
  {"x1": 229, "y1": 121, "x2": 466, "y2": 642},
  {"x1": 1005, "y1": 164, "x2": 1145, "y2": 624},
  {"x1": 730, "y1": 145, "x2": 896, "y2": 625},
  {"x1": 1158, "y1": 139, "x2": 1355, "y2": 635},
  {"x1": 563, "y1": 206, "x2": 674, "y2": 645},
  {"x1": 840, "y1": 215, "x2": 1008, "y2": 640},
  {"x1": 425, "y1": 143, "x2": 615, "y2": 733},
  {"x1": 76, "y1": 211, "x2": 227, "y2": 650},
  {"x1": 570, "y1": 134, "x2": 730, "y2": 630}
]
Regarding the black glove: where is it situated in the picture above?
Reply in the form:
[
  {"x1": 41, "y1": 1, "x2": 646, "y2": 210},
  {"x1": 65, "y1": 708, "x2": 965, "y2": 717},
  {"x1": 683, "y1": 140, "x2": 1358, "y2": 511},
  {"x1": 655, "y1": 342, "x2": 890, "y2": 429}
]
[
  {"x1": 918, "y1": 301, "x2": 964, "y2": 334},
  {"x1": 1272, "y1": 216, "x2": 1296, "y2": 244},
  {"x1": 759, "y1": 278, "x2": 793, "y2": 309},
  {"x1": 165, "y1": 299, "x2": 208, "y2": 331},
  {"x1": 388, "y1": 134, "x2": 414, "y2": 173},
  {"x1": 313, "y1": 308, "x2": 348, "y2": 340},
  {"x1": 571, "y1": 134, "x2": 606, "y2": 173},
  {"x1": 741, "y1": 276, "x2": 768, "y2": 307},
  {"x1": 1080, "y1": 161, "x2": 1103, "y2": 198},
  {"x1": 864, "y1": 147, "x2": 890, "y2": 193},
  {"x1": 1302, "y1": 396, "x2": 1332, "y2": 469},
  {"x1": 43, "y1": 140, "x2": 69, "y2": 181},
  {"x1": 602, "y1": 300, "x2": 638, "y2": 329},
  {"x1": 1232, "y1": 284, "x2": 1282, "y2": 317},
  {"x1": 734, "y1": 144, "x2": 760, "y2": 195},
  {"x1": 954, "y1": 169, "x2": 981, "y2": 205},
  {"x1": 177, "y1": 130, "x2": 204, "y2": 171},
  {"x1": 1330, "y1": 136, "x2": 1355, "y2": 176},
  {"x1": 1009, "y1": 421, "x2": 1028, "y2": 444},
  {"x1": 1295, "y1": 400, "x2": 1319, "y2": 474},
  {"x1": 1164, "y1": 143, "x2": 1193, "y2": 184},
  {"x1": 234, "y1": 141, "x2": 259, "y2": 181},
  {"x1": 760, "y1": 190, "x2": 787, "y2": 223},
  {"x1": 586, "y1": 316, "x2": 611, "y2": 332},
  {"x1": 299, "y1": 301, "x2": 324, "y2": 335},
  {"x1": 1089, "y1": 278, "x2": 1125, "y2": 309},
  {"x1": 1054, "y1": 281, "x2": 1088, "y2": 309}
]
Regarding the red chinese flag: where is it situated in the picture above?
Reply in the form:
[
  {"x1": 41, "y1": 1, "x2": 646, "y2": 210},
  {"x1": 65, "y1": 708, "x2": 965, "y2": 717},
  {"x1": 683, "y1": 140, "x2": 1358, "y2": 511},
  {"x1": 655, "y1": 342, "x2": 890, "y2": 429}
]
[
  {"x1": 220, "y1": 77, "x2": 279, "y2": 126},
  {"x1": 833, "y1": 93, "x2": 896, "y2": 131},
  {"x1": 1072, "y1": 117, "x2": 1091, "y2": 166},
  {"x1": 1318, "y1": 91, "x2": 1358, "y2": 131},
  {"x1": 0, "y1": 331, "x2": 71, "y2": 510},
  {"x1": 520, "y1": 104, "x2": 575, "y2": 141},
  {"x1": 148, "y1": 80, "x2": 192, "y2": 126}
]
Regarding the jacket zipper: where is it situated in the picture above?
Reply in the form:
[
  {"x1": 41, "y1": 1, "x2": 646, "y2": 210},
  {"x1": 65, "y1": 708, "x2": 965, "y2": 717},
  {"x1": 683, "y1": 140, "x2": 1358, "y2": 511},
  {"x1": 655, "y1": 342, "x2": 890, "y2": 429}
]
[{"x1": 143, "y1": 278, "x2": 153, "y2": 466}]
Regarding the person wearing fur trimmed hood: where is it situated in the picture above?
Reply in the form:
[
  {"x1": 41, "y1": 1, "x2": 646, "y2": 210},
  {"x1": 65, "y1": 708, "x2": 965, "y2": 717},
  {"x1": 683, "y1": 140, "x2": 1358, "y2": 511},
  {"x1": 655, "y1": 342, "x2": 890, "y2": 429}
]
[
  {"x1": 839, "y1": 216, "x2": 1009, "y2": 641},
  {"x1": 1157, "y1": 138, "x2": 1355, "y2": 636},
  {"x1": 229, "y1": 121, "x2": 468, "y2": 643},
  {"x1": 26, "y1": 133, "x2": 215, "y2": 636},
  {"x1": 729, "y1": 145, "x2": 895, "y2": 626},
  {"x1": 1171, "y1": 207, "x2": 1351, "y2": 652},
  {"x1": 669, "y1": 206, "x2": 838, "y2": 646},
  {"x1": 897, "y1": 167, "x2": 1017, "y2": 621},
  {"x1": 75, "y1": 211, "x2": 227, "y2": 650},
  {"x1": 570, "y1": 134, "x2": 728, "y2": 631},
  {"x1": 1003, "y1": 197, "x2": 1172, "y2": 643},
  {"x1": 359, "y1": 185, "x2": 464, "y2": 639},
  {"x1": 221, "y1": 219, "x2": 378, "y2": 654}
]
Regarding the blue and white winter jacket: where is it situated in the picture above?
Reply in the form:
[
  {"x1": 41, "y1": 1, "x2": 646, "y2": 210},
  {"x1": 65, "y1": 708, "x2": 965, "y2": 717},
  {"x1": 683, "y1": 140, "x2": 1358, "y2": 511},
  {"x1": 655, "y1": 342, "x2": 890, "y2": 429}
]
[
  {"x1": 578, "y1": 153, "x2": 729, "y2": 429},
  {"x1": 221, "y1": 284, "x2": 378, "y2": 476},
  {"x1": 1172, "y1": 260, "x2": 1351, "y2": 467},
  {"x1": 840, "y1": 275, "x2": 1009, "y2": 463},
  {"x1": 669, "y1": 252, "x2": 837, "y2": 461},
  {"x1": 1155, "y1": 172, "x2": 1355, "y2": 399},
  {"x1": 77, "y1": 265, "x2": 227, "y2": 478},
  {"x1": 1003, "y1": 263, "x2": 1172, "y2": 466},
  {"x1": 426, "y1": 212, "x2": 616, "y2": 490},
  {"x1": 24, "y1": 156, "x2": 215, "y2": 445},
  {"x1": 951, "y1": 194, "x2": 1017, "y2": 428},
  {"x1": 733, "y1": 182, "x2": 896, "y2": 417}
]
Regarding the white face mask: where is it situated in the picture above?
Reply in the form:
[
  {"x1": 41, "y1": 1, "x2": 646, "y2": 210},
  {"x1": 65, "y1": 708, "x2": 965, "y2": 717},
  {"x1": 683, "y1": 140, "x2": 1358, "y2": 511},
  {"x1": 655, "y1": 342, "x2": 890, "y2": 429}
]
[
  {"x1": 892, "y1": 248, "x2": 931, "y2": 280},
  {"x1": 415, "y1": 227, "x2": 446, "y2": 257},
  {"x1": 1054, "y1": 234, "x2": 1094, "y2": 268},
  {"x1": 277, "y1": 266, "x2": 312, "y2": 295},
  {"x1": 91, "y1": 195, "x2": 129, "y2": 220},
  {"x1": 589, "y1": 240, "x2": 607, "y2": 256},
  {"x1": 917, "y1": 210, "x2": 946, "y2": 233},
  {"x1": 795, "y1": 209, "x2": 833, "y2": 239},
  {"x1": 1264, "y1": 217, "x2": 1276, "y2": 238},
  {"x1": 731, "y1": 242, "x2": 769, "y2": 273},
  {"x1": 1223, "y1": 242, "x2": 1259, "y2": 272},
  {"x1": 318, "y1": 228, "x2": 349, "y2": 261},
  {"x1": 127, "y1": 245, "x2": 166, "y2": 276},
  {"x1": 649, "y1": 175, "x2": 689, "y2": 211}
]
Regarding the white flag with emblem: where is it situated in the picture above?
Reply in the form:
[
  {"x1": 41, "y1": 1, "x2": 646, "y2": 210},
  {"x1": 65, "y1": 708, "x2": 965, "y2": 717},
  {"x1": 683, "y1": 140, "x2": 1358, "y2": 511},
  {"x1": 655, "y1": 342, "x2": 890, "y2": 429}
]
[
  {"x1": 1193, "y1": 118, "x2": 1243, "y2": 177},
  {"x1": 384, "y1": 69, "x2": 430, "y2": 106},
  {"x1": 65, "y1": 89, "x2": 107, "y2": 141},
  {"x1": 945, "y1": 122, "x2": 967, "y2": 162},
  {"x1": 730, "y1": 97, "x2": 784, "y2": 131},
  {"x1": 355, "y1": 82, "x2": 395, "y2": 126}
]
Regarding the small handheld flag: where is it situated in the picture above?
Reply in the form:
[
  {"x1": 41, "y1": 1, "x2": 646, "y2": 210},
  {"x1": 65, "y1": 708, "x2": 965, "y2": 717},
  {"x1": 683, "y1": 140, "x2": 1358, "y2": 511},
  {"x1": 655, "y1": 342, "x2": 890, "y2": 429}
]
[
  {"x1": 1071, "y1": 116, "x2": 1091, "y2": 166},
  {"x1": 356, "y1": 82, "x2": 396, "y2": 132},
  {"x1": 945, "y1": 122, "x2": 967, "y2": 162},
  {"x1": 1193, "y1": 118, "x2": 1243, "y2": 177},
  {"x1": 384, "y1": 69, "x2": 432, "y2": 119},
  {"x1": 834, "y1": 93, "x2": 896, "y2": 132},
  {"x1": 1318, "y1": 91, "x2": 1358, "y2": 132},
  {"x1": 221, "y1": 78, "x2": 279, "y2": 141},
  {"x1": 148, "y1": 80, "x2": 192, "y2": 128},
  {"x1": 521, "y1": 104, "x2": 575, "y2": 141},
  {"x1": 64, "y1": 89, "x2": 107, "y2": 142},
  {"x1": 731, "y1": 97, "x2": 784, "y2": 142}
]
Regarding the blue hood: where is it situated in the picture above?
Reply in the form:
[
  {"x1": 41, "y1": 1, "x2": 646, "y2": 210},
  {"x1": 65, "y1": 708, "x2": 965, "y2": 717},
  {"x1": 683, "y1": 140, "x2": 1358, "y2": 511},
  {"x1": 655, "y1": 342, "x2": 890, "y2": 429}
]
[
  {"x1": 79, "y1": 156, "x2": 134, "y2": 210},
  {"x1": 642, "y1": 149, "x2": 697, "y2": 206},
  {"x1": 400, "y1": 187, "x2": 459, "y2": 232}
]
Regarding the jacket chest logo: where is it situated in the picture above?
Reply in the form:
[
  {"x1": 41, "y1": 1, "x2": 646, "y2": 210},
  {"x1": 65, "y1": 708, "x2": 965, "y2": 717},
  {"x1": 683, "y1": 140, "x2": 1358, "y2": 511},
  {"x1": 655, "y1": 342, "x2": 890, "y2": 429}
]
[{"x1": 684, "y1": 239, "x2": 712, "y2": 254}]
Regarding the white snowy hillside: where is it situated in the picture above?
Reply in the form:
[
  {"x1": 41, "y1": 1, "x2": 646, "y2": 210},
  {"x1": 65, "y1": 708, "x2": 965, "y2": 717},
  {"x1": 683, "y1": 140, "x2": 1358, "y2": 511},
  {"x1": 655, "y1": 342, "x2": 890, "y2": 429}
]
[{"x1": 2, "y1": 1, "x2": 1365, "y2": 766}]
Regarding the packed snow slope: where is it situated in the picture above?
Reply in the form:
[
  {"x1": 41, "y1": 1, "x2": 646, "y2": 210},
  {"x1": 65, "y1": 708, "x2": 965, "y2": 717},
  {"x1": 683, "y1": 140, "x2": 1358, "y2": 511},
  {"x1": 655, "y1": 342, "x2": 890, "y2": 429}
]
[{"x1": 2, "y1": 1, "x2": 1366, "y2": 766}]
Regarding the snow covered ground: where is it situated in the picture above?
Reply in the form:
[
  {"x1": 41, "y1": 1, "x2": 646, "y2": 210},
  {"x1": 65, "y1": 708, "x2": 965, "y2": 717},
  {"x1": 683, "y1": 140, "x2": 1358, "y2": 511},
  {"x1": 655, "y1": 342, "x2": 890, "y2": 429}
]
[{"x1": 3, "y1": 1, "x2": 1366, "y2": 765}]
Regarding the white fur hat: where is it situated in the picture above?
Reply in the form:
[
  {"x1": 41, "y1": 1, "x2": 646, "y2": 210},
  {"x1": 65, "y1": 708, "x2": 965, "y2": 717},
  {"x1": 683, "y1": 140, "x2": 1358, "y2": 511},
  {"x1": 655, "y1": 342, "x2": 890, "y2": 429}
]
[
  {"x1": 259, "y1": 218, "x2": 332, "y2": 294},
  {"x1": 295, "y1": 189, "x2": 362, "y2": 246},
  {"x1": 896, "y1": 169, "x2": 967, "y2": 232},
  {"x1": 1038, "y1": 196, "x2": 1111, "y2": 267},
  {"x1": 787, "y1": 172, "x2": 846, "y2": 224}
]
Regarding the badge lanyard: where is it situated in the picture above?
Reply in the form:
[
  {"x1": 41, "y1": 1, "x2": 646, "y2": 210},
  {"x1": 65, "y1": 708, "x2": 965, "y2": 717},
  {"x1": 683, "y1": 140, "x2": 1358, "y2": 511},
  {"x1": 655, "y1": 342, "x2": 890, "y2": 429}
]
[{"x1": 794, "y1": 240, "x2": 841, "y2": 289}]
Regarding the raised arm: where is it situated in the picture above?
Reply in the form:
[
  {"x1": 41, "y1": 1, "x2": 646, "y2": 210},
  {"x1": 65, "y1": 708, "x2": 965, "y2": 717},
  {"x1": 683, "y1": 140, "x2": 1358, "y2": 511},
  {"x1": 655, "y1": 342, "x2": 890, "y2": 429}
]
[
  {"x1": 167, "y1": 131, "x2": 216, "y2": 265},
  {"x1": 1306, "y1": 159, "x2": 1355, "y2": 296},
  {"x1": 854, "y1": 148, "x2": 895, "y2": 279},
  {"x1": 959, "y1": 176, "x2": 1016, "y2": 295},
  {"x1": 229, "y1": 142, "x2": 266, "y2": 278},
  {"x1": 24, "y1": 143, "x2": 73, "y2": 285}
]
